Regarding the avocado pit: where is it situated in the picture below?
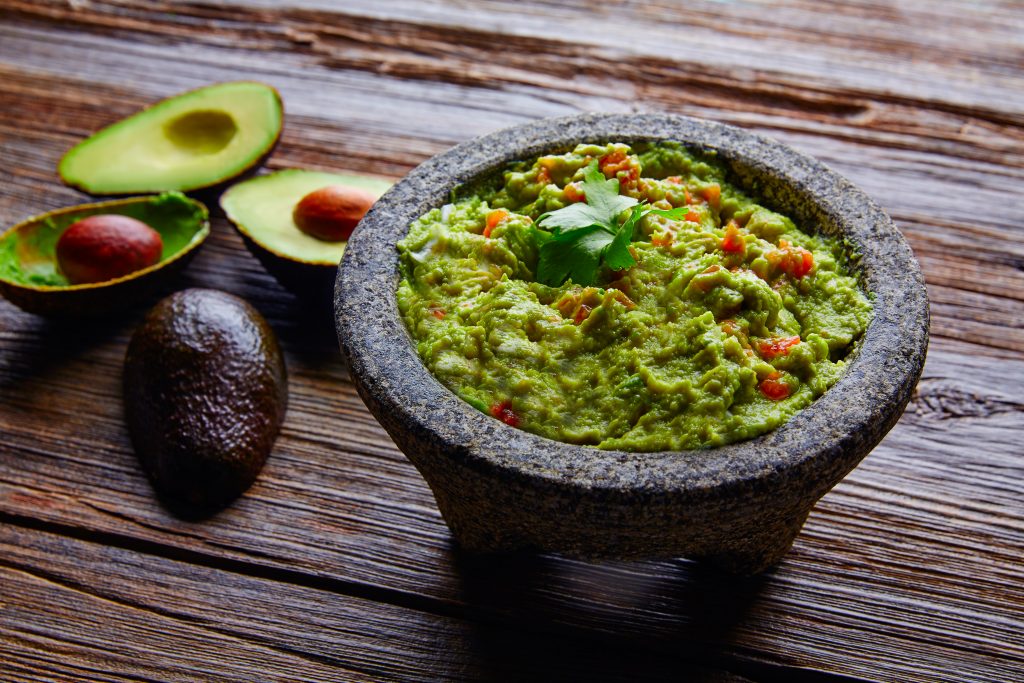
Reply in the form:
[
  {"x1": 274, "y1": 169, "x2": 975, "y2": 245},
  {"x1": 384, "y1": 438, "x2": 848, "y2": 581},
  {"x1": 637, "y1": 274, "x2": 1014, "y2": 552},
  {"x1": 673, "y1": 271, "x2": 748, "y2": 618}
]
[
  {"x1": 293, "y1": 185, "x2": 376, "y2": 242},
  {"x1": 56, "y1": 214, "x2": 163, "y2": 284}
]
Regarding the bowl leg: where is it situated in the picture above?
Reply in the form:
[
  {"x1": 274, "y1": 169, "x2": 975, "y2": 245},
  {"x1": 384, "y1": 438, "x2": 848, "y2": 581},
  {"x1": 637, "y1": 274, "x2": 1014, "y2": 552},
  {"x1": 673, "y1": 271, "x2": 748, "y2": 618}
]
[
  {"x1": 433, "y1": 490, "x2": 531, "y2": 554},
  {"x1": 703, "y1": 507, "x2": 811, "y2": 575}
]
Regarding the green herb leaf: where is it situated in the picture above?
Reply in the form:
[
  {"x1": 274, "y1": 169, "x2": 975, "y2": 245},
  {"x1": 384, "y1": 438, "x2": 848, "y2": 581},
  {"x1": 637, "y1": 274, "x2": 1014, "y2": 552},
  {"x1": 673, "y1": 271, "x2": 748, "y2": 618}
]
[
  {"x1": 603, "y1": 203, "x2": 643, "y2": 271},
  {"x1": 575, "y1": 160, "x2": 638, "y2": 226},
  {"x1": 537, "y1": 225, "x2": 614, "y2": 287},
  {"x1": 647, "y1": 207, "x2": 690, "y2": 221},
  {"x1": 535, "y1": 202, "x2": 610, "y2": 235},
  {"x1": 534, "y1": 159, "x2": 687, "y2": 287}
]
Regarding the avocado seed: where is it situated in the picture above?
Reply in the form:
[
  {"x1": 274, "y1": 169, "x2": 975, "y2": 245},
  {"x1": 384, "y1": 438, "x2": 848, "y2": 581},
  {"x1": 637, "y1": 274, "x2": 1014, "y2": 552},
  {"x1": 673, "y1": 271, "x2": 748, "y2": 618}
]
[
  {"x1": 56, "y1": 214, "x2": 163, "y2": 285},
  {"x1": 292, "y1": 185, "x2": 376, "y2": 242}
]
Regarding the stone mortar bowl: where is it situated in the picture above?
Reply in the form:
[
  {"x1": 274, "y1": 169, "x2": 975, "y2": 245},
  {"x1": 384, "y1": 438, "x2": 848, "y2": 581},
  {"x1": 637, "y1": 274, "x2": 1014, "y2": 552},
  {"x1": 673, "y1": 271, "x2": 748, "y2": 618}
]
[{"x1": 336, "y1": 113, "x2": 929, "y2": 574}]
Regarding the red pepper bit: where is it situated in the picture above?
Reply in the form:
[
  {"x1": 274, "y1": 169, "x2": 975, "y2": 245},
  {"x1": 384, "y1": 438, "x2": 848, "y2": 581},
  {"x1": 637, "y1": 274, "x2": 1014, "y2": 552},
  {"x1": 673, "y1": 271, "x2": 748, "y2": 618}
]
[
  {"x1": 622, "y1": 166, "x2": 640, "y2": 187},
  {"x1": 768, "y1": 239, "x2": 815, "y2": 278},
  {"x1": 489, "y1": 400, "x2": 520, "y2": 427},
  {"x1": 651, "y1": 233, "x2": 673, "y2": 248},
  {"x1": 701, "y1": 184, "x2": 721, "y2": 209},
  {"x1": 599, "y1": 150, "x2": 628, "y2": 175},
  {"x1": 757, "y1": 336, "x2": 801, "y2": 359},
  {"x1": 483, "y1": 209, "x2": 508, "y2": 238},
  {"x1": 563, "y1": 182, "x2": 585, "y2": 203},
  {"x1": 798, "y1": 249, "x2": 814, "y2": 277},
  {"x1": 721, "y1": 220, "x2": 745, "y2": 254},
  {"x1": 759, "y1": 372, "x2": 790, "y2": 400},
  {"x1": 599, "y1": 151, "x2": 640, "y2": 188}
]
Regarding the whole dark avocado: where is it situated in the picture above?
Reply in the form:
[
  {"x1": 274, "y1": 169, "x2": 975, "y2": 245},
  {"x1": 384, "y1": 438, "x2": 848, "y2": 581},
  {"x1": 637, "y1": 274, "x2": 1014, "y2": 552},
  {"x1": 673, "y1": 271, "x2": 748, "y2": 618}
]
[{"x1": 124, "y1": 288, "x2": 287, "y2": 516}]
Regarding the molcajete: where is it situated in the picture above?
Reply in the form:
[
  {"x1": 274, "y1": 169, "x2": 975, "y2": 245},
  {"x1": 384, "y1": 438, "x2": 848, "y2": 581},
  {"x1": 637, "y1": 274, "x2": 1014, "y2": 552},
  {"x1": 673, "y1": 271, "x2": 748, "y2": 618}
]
[{"x1": 336, "y1": 113, "x2": 929, "y2": 573}]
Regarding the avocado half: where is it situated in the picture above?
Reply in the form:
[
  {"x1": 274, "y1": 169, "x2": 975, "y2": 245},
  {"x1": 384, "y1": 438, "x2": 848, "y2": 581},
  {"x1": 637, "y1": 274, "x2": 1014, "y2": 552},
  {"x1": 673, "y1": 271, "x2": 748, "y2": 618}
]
[
  {"x1": 0, "y1": 193, "x2": 209, "y2": 316},
  {"x1": 59, "y1": 82, "x2": 283, "y2": 195},
  {"x1": 220, "y1": 170, "x2": 392, "y2": 301}
]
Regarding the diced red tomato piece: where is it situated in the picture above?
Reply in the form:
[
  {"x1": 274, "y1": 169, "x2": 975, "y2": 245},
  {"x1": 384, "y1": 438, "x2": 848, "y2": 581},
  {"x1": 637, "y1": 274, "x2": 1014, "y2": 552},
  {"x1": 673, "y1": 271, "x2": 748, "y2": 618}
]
[
  {"x1": 430, "y1": 308, "x2": 446, "y2": 320},
  {"x1": 757, "y1": 336, "x2": 801, "y2": 359},
  {"x1": 651, "y1": 233, "x2": 673, "y2": 248},
  {"x1": 759, "y1": 372, "x2": 790, "y2": 400},
  {"x1": 489, "y1": 400, "x2": 520, "y2": 427},
  {"x1": 484, "y1": 209, "x2": 508, "y2": 238},
  {"x1": 798, "y1": 250, "x2": 814, "y2": 277},
  {"x1": 599, "y1": 150, "x2": 627, "y2": 174},
  {"x1": 721, "y1": 221, "x2": 745, "y2": 253},
  {"x1": 573, "y1": 304, "x2": 593, "y2": 325},
  {"x1": 701, "y1": 184, "x2": 721, "y2": 208},
  {"x1": 563, "y1": 183, "x2": 585, "y2": 203},
  {"x1": 684, "y1": 210, "x2": 701, "y2": 223},
  {"x1": 768, "y1": 240, "x2": 815, "y2": 278},
  {"x1": 599, "y1": 150, "x2": 639, "y2": 187}
]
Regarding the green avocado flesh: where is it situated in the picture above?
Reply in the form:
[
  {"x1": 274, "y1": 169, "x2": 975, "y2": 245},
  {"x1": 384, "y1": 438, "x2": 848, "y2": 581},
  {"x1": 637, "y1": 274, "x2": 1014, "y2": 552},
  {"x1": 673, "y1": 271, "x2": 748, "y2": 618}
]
[
  {"x1": 59, "y1": 82, "x2": 282, "y2": 194},
  {"x1": 397, "y1": 142, "x2": 873, "y2": 451},
  {"x1": 0, "y1": 192, "x2": 208, "y2": 288},
  {"x1": 220, "y1": 170, "x2": 392, "y2": 265}
]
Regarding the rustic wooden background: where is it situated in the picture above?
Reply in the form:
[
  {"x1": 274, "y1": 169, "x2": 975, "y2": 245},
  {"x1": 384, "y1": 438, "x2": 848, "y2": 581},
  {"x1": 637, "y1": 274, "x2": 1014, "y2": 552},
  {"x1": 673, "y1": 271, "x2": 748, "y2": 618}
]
[{"x1": 1, "y1": 1, "x2": 1022, "y2": 681}]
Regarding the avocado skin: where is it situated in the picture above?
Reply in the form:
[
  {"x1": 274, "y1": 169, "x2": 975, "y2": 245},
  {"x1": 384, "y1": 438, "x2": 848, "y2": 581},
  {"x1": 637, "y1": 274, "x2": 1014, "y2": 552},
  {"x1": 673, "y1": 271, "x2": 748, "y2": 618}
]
[
  {"x1": 237, "y1": 229, "x2": 337, "y2": 307},
  {"x1": 124, "y1": 288, "x2": 288, "y2": 516},
  {"x1": 0, "y1": 247, "x2": 201, "y2": 317}
]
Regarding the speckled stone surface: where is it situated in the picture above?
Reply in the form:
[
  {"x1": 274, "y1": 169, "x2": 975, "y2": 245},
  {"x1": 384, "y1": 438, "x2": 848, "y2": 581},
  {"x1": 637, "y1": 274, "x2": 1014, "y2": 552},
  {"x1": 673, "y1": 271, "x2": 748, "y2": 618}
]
[{"x1": 335, "y1": 114, "x2": 930, "y2": 574}]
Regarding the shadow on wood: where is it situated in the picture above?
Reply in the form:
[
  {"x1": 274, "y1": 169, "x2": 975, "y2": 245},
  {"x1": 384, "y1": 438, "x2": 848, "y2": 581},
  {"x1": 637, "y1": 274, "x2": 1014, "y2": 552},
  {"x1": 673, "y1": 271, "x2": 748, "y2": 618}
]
[
  {"x1": 0, "y1": 310, "x2": 130, "y2": 391},
  {"x1": 450, "y1": 545, "x2": 770, "y2": 678}
]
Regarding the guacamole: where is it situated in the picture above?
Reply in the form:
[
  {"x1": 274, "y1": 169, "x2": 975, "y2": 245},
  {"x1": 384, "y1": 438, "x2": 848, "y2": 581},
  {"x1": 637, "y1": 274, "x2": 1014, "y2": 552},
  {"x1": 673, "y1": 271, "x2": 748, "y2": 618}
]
[{"x1": 396, "y1": 142, "x2": 872, "y2": 451}]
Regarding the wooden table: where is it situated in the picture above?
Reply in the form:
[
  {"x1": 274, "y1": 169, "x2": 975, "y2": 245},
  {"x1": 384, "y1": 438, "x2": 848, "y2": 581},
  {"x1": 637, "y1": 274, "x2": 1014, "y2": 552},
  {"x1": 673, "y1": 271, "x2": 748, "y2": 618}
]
[{"x1": 1, "y1": 2, "x2": 1021, "y2": 681}]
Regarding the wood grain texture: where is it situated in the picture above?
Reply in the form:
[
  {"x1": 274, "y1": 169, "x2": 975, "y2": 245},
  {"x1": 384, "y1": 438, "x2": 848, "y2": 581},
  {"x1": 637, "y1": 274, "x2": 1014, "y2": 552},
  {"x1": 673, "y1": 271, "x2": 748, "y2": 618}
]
[
  {"x1": 1, "y1": 524, "x2": 763, "y2": 683},
  {"x1": 1, "y1": 1, "x2": 1022, "y2": 681}
]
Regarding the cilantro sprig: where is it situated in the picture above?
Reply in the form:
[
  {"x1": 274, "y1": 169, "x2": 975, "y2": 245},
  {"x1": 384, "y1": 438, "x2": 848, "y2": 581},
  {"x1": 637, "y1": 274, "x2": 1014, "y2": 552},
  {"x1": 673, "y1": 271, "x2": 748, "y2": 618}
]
[{"x1": 535, "y1": 160, "x2": 687, "y2": 287}]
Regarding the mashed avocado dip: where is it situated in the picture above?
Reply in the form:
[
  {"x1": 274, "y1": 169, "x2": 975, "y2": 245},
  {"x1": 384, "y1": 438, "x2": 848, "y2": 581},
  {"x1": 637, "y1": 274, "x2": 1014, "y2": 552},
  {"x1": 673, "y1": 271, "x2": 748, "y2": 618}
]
[{"x1": 396, "y1": 142, "x2": 872, "y2": 451}]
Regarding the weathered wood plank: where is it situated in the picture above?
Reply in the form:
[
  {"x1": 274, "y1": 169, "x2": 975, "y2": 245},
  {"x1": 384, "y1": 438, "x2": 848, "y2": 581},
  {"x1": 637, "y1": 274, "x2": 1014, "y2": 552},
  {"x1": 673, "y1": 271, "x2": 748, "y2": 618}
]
[{"x1": 0, "y1": 523, "x2": 761, "y2": 682}]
